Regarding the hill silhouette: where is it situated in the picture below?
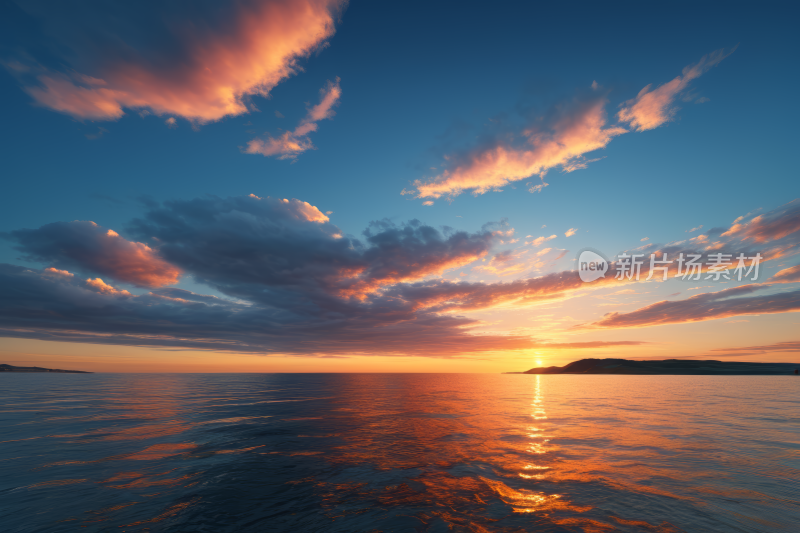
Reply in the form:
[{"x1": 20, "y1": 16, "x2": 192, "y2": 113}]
[{"x1": 511, "y1": 358, "x2": 799, "y2": 375}]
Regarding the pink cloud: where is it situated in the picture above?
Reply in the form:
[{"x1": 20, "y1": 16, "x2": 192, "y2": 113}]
[
  {"x1": 245, "y1": 77, "x2": 341, "y2": 159},
  {"x1": 771, "y1": 264, "x2": 800, "y2": 284},
  {"x1": 20, "y1": 0, "x2": 345, "y2": 123},
  {"x1": 617, "y1": 47, "x2": 736, "y2": 131},
  {"x1": 407, "y1": 49, "x2": 737, "y2": 201},
  {"x1": 721, "y1": 199, "x2": 800, "y2": 243},
  {"x1": 412, "y1": 99, "x2": 626, "y2": 198},
  {"x1": 565, "y1": 228, "x2": 578, "y2": 237}
]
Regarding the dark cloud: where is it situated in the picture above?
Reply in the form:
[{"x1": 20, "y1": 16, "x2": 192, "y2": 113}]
[
  {"x1": 5, "y1": 220, "x2": 181, "y2": 287},
  {"x1": 127, "y1": 195, "x2": 497, "y2": 305},
  {"x1": 578, "y1": 284, "x2": 800, "y2": 329},
  {"x1": 0, "y1": 263, "x2": 537, "y2": 356}
]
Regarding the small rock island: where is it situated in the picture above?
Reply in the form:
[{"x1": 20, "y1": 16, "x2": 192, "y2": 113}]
[
  {"x1": 0, "y1": 364, "x2": 93, "y2": 373},
  {"x1": 508, "y1": 358, "x2": 799, "y2": 375}
]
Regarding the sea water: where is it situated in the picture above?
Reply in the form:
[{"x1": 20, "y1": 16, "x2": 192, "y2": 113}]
[{"x1": 1, "y1": 373, "x2": 799, "y2": 532}]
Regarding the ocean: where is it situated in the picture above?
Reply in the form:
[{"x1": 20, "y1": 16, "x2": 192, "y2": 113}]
[{"x1": 1, "y1": 373, "x2": 798, "y2": 532}]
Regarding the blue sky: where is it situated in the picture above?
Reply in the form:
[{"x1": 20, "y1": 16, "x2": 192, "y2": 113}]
[{"x1": 0, "y1": 0, "x2": 798, "y2": 371}]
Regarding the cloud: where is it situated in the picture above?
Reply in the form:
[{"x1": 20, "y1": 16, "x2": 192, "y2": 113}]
[
  {"x1": 565, "y1": 228, "x2": 578, "y2": 237},
  {"x1": 721, "y1": 199, "x2": 800, "y2": 243},
  {"x1": 85, "y1": 277, "x2": 132, "y2": 296},
  {"x1": 165, "y1": 117, "x2": 177, "y2": 129},
  {"x1": 528, "y1": 235, "x2": 557, "y2": 247},
  {"x1": 0, "y1": 262, "x2": 539, "y2": 356},
  {"x1": 578, "y1": 284, "x2": 800, "y2": 329},
  {"x1": 528, "y1": 180, "x2": 549, "y2": 194},
  {"x1": 2, "y1": 195, "x2": 799, "y2": 356},
  {"x1": 6, "y1": 221, "x2": 182, "y2": 288},
  {"x1": 43, "y1": 267, "x2": 73, "y2": 277},
  {"x1": 473, "y1": 250, "x2": 530, "y2": 277},
  {"x1": 123, "y1": 195, "x2": 503, "y2": 303},
  {"x1": 540, "y1": 340, "x2": 650, "y2": 349},
  {"x1": 245, "y1": 77, "x2": 341, "y2": 159},
  {"x1": 407, "y1": 49, "x2": 734, "y2": 200},
  {"x1": 770, "y1": 264, "x2": 800, "y2": 284},
  {"x1": 411, "y1": 98, "x2": 626, "y2": 198},
  {"x1": 85, "y1": 127, "x2": 108, "y2": 140},
  {"x1": 9, "y1": 0, "x2": 345, "y2": 123},
  {"x1": 617, "y1": 47, "x2": 736, "y2": 131},
  {"x1": 709, "y1": 341, "x2": 800, "y2": 357}
]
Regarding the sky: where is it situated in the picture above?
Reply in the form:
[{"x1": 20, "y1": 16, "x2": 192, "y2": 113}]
[{"x1": 0, "y1": 0, "x2": 799, "y2": 372}]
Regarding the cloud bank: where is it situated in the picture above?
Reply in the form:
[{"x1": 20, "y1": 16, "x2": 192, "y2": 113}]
[{"x1": 1, "y1": 195, "x2": 798, "y2": 356}]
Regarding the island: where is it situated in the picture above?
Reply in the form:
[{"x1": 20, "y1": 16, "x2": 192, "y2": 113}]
[
  {"x1": 507, "y1": 358, "x2": 799, "y2": 375},
  {"x1": 0, "y1": 364, "x2": 93, "y2": 373}
]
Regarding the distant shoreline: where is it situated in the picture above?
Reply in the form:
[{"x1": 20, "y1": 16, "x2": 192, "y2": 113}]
[
  {"x1": 506, "y1": 358, "x2": 799, "y2": 376},
  {"x1": 0, "y1": 364, "x2": 93, "y2": 374}
]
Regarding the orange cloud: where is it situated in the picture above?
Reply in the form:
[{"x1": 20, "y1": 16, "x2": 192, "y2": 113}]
[
  {"x1": 617, "y1": 47, "x2": 736, "y2": 131},
  {"x1": 20, "y1": 0, "x2": 345, "y2": 123},
  {"x1": 412, "y1": 99, "x2": 626, "y2": 198},
  {"x1": 771, "y1": 264, "x2": 800, "y2": 284},
  {"x1": 528, "y1": 235, "x2": 557, "y2": 247},
  {"x1": 43, "y1": 267, "x2": 73, "y2": 277},
  {"x1": 565, "y1": 228, "x2": 578, "y2": 237},
  {"x1": 279, "y1": 198, "x2": 330, "y2": 223},
  {"x1": 408, "y1": 49, "x2": 736, "y2": 200},
  {"x1": 721, "y1": 200, "x2": 800, "y2": 243},
  {"x1": 246, "y1": 77, "x2": 341, "y2": 159},
  {"x1": 85, "y1": 278, "x2": 131, "y2": 296}
]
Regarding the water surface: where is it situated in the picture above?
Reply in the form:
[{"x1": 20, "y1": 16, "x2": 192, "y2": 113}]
[{"x1": 1, "y1": 373, "x2": 798, "y2": 532}]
